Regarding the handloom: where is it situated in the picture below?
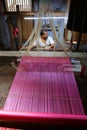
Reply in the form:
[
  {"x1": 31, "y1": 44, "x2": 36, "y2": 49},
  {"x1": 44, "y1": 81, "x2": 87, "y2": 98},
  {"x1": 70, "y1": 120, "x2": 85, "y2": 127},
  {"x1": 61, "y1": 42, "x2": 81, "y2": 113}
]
[
  {"x1": 0, "y1": 1, "x2": 87, "y2": 129},
  {"x1": 0, "y1": 57, "x2": 87, "y2": 129}
]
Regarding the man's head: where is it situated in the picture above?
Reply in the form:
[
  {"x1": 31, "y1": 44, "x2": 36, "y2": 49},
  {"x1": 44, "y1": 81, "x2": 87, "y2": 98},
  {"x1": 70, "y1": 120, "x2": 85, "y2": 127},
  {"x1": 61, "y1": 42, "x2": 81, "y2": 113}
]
[{"x1": 40, "y1": 30, "x2": 48, "y2": 40}]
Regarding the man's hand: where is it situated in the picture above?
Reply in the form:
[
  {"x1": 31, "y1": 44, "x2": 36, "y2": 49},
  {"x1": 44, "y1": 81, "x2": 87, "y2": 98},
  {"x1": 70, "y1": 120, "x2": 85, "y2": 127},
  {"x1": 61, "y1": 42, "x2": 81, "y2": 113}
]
[{"x1": 45, "y1": 46, "x2": 51, "y2": 50}]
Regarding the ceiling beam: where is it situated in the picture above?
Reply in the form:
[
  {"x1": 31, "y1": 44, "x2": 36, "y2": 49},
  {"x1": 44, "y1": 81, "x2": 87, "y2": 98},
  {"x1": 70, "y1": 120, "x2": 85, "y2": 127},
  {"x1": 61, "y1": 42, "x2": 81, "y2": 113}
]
[{"x1": 4, "y1": 11, "x2": 66, "y2": 16}]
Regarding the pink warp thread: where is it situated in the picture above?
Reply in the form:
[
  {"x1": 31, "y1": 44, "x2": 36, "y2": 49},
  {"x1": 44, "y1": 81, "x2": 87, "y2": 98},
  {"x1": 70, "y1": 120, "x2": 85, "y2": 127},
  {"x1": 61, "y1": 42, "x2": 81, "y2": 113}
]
[{"x1": 4, "y1": 57, "x2": 84, "y2": 115}]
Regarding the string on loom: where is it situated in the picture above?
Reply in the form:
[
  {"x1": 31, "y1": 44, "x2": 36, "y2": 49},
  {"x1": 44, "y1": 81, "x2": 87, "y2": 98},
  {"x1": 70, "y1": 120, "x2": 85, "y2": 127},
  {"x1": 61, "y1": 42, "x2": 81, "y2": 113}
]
[{"x1": 19, "y1": 0, "x2": 69, "y2": 57}]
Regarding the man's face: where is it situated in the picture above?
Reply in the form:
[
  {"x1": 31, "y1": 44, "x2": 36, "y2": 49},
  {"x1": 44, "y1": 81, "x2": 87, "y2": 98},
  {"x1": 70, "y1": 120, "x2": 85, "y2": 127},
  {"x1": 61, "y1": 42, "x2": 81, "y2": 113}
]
[{"x1": 42, "y1": 31, "x2": 48, "y2": 40}]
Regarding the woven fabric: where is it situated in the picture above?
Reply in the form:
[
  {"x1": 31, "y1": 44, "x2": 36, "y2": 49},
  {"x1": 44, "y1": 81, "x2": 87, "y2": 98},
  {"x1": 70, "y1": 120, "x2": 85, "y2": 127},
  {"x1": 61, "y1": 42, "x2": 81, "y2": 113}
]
[{"x1": 4, "y1": 56, "x2": 84, "y2": 115}]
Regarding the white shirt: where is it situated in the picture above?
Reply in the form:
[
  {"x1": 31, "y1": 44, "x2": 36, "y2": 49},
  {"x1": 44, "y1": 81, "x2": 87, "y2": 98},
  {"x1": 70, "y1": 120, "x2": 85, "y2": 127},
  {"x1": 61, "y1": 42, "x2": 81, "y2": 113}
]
[{"x1": 33, "y1": 36, "x2": 54, "y2": 47}]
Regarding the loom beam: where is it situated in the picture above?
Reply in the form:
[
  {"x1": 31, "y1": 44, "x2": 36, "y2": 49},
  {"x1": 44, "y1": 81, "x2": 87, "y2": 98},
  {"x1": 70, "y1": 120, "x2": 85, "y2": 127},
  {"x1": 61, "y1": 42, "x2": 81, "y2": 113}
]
[
  {"x1": 0, "y1": 51, "x2": 87, "y2": 58},
  {"x1": 0, "y1": 110, "x2": 87, "y2": 128}
]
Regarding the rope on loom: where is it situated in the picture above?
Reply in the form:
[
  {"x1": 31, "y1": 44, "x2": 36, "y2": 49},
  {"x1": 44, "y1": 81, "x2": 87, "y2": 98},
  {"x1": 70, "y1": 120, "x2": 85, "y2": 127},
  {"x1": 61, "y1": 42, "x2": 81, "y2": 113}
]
[
  {"x1": 37, "y1": 0, "x2": 58, "y2": 57},
  {"x1": 39, "y1": 0, "x2": 69, "y2": 56},
  {"x1": 27, "y1": 1, "x2": 45, "y2": 53},
  {"x1": 57, "y1": 0, "x2": 72, "y2": 52},
  {"x1": 19, "y1": 0, "x2": 69, "y2": 57},
  {"x1": 19, "y1": 0, "x2": 43, "y2": 51},
  {"x1": 56, "y1": 15, "x2": 72, "y2": 52},
  {"x1": 19, "y1": 0, "x2": 44, "y2": 53},
  {"x1": 34, "y1": 16, "x2": 43, "y2": 51},
  {"x1": 19, "y1": 26, "x2": 35, "y2": 51},
  {"x1": 49, "y1": 18, "x2": 68, "y2": 56}
]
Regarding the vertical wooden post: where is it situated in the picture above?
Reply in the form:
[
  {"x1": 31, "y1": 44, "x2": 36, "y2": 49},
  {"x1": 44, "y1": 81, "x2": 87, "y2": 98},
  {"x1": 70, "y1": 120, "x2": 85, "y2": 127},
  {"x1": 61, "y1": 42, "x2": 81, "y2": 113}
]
[
  {"x1": 70, "y1": 31, "x2": 73, "y2": 50},
  {"x1": 17, "y1": 15, "x2": 22, "y2": 49},
  {"x1": 76, "y1": 32, "x2": 82, "y2": 50},
  {"x1": 7, "y1": 24, "x2": 14, "y2": 49},
  {"x1": 16, "y1": 4, "x2": 19, "y2": 12}
]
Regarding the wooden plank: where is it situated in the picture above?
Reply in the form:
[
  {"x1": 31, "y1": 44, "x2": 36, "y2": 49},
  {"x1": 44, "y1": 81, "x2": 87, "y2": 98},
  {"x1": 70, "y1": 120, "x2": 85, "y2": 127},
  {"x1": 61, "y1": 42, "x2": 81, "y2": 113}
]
[
  {"x1": 0, "y1": 51, "x2": 87, "y2": 58},
  {"x1": 4, "y1": 11, "x2": 66, "y2": 16},
  {"x1": 21, "y1": 16, "x2": 33, "y2": 41}
]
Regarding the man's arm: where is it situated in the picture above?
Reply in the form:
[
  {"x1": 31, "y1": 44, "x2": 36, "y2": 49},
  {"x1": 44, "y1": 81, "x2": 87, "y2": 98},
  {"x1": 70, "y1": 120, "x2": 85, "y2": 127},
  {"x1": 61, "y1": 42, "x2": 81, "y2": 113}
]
[
  {"x1": 45, "y1": 43, "x2": 54, "y2": 50},
  {"x1": 27, "y1": 40, "x2": 37, "y2": 51},
  {"x1": 45, "y1": 36, "x2": 55, "y2": 50},
  {"x1": 27, "y1": 44, "x2": 36, "y2": 51}
]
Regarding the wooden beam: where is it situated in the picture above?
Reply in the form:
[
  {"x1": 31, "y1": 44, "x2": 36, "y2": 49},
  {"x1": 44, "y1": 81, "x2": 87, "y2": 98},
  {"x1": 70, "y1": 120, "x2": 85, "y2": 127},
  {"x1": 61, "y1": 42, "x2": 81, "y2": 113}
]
[
  {"x1": 4, "y1": 11, "x2": 37, "y2": 16},
  {"x1": 4, "y1": 11, "x2": 66, "y2": 16},
  {"x1": 0, "y1": 51, "x2": 87, "y2": 58}
]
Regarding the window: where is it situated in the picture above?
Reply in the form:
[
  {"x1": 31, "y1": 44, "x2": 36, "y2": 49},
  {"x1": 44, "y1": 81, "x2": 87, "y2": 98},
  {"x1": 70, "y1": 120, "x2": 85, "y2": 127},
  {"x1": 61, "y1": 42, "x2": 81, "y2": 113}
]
[{"x1": 5, "y1": 0, "x2": 32, "y2": 12}]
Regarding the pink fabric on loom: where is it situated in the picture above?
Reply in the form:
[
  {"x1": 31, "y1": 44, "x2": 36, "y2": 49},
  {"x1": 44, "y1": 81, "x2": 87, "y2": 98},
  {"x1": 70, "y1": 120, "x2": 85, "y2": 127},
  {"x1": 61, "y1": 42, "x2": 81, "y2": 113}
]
[{"x1": 3, "y1": 56, "x2": 84, "y2": 115}]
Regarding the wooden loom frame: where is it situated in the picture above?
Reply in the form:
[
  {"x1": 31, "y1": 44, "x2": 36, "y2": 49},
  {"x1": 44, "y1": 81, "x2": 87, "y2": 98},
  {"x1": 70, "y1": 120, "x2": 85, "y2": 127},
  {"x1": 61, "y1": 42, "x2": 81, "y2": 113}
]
[
  {"x1": 0, "y1": 51, "x2": 87, "y2": 58},
  {"x1": 0, "y1": 54, "x2": 87, "y2": 129},
  {"x1": 0, "y1": 1, "x2": 87, "y2": 129}
]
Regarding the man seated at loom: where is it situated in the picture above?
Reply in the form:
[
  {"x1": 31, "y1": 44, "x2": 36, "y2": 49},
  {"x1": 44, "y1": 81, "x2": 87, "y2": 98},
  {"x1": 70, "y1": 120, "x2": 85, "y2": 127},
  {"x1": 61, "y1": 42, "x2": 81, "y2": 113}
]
[
  {"x1": 28, "y1": 29, "x2": 55, "y2": 50},
  {"x1": 11, "y1": 30, "x2": 54, "y2": 70}
]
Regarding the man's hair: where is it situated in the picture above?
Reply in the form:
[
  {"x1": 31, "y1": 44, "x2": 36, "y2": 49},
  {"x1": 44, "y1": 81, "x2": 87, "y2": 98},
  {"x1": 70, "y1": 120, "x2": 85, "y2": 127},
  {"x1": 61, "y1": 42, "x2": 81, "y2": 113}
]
[{"x1": 40, "y1": 29, "x2": 47, "y2": 36}]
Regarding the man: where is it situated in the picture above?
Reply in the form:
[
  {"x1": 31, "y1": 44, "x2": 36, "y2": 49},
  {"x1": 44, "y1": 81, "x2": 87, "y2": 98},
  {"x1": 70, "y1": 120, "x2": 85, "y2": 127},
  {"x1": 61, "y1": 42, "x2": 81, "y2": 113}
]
[{"x1": 28, "y1": 30, "x2": 54, "y2": 50}]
